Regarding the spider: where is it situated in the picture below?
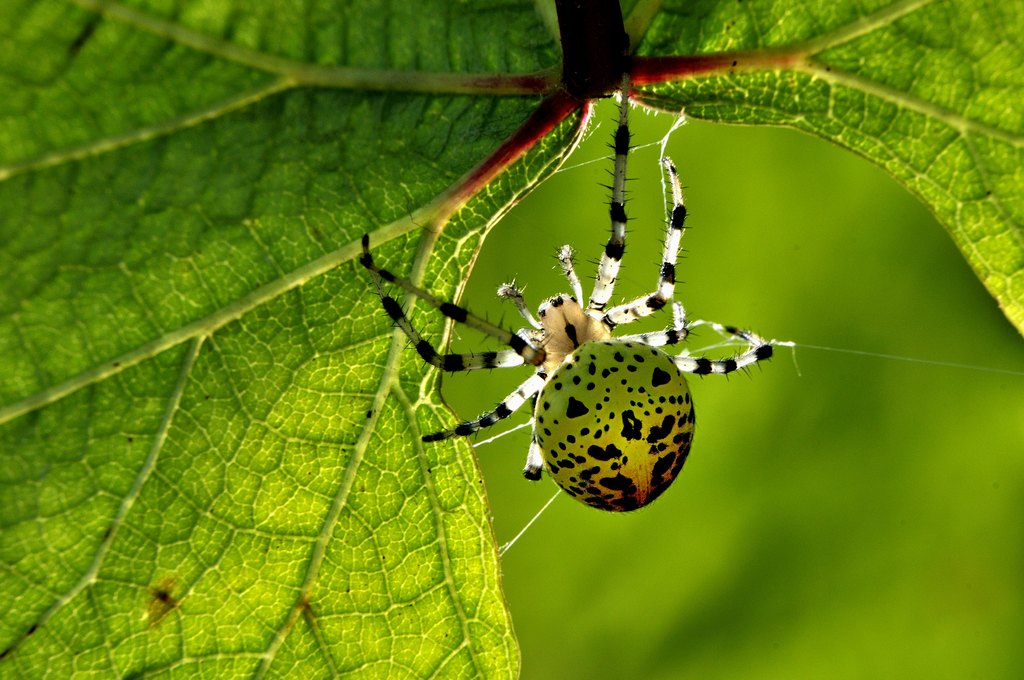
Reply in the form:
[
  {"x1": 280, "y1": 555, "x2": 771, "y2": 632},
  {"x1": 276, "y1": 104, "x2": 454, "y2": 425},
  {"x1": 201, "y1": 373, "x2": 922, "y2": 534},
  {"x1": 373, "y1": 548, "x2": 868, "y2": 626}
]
[{"x1": 359, "y1": 81, "x2": 774, "y2": 512}]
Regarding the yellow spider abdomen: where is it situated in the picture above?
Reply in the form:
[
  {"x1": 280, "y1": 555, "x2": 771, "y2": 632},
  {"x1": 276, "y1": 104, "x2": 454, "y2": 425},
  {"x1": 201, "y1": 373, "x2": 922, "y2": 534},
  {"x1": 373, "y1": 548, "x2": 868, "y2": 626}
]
[{"x1": 534, "y1": 340, "x2": 695, "y2": 511}]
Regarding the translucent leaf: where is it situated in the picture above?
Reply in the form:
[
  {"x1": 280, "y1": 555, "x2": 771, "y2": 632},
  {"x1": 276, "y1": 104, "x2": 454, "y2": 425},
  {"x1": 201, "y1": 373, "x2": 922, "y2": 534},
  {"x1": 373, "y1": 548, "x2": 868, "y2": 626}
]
[
  {"x1": 2, "y1": 0, "x2": 1021, "y2": 678},
  {"x1": 632, "y1": 0, "x2": 1024, "y2": 330},
  {"x1": 0, "y1": 1, "x2": 576, "y2": 676}
]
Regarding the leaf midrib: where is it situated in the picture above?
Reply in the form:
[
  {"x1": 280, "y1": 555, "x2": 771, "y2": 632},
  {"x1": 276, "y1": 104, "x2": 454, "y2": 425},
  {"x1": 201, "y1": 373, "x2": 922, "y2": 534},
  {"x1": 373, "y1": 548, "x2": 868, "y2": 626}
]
[
  {"x1": 0, "y1": 213, "x2": 424, "y2": 424},
  {"x1": 69, "y1": 0, "x2": 553, "y2": 94}
]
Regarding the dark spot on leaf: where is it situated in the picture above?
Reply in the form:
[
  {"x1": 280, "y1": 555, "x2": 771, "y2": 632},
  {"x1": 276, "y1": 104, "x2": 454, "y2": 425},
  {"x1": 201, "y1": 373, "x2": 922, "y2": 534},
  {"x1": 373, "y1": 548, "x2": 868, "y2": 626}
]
[
  {"x1": 68, "y1": 16, "x2": 101, "y2": 56},
  {"x1": 148, "y1": 578, "x2": 180, "y2": 627}
]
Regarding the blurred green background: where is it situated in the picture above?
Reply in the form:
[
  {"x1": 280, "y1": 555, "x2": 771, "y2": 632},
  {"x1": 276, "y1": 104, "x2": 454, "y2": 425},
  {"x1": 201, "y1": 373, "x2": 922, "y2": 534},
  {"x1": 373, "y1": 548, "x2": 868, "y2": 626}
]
[{"x1": 442, "y1": 100, "x2": 1024, "y2": 679}]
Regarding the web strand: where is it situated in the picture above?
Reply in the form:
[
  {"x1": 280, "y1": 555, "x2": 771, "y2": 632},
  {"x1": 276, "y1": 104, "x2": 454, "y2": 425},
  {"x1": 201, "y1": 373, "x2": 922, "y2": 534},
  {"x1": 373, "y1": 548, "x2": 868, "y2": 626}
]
[
  {"x1": 793, "y1": 342, "x2": 1024, "y2": 377},
  {"x1": 498, "y1": 490, "x2": 560, "y2": 556},
  {"x1": 472, "y1": 335, "x2": 1021, "y2": 557},
  {"x1": 457, "y1": 103, "x2": 1021, "y2": 556}
]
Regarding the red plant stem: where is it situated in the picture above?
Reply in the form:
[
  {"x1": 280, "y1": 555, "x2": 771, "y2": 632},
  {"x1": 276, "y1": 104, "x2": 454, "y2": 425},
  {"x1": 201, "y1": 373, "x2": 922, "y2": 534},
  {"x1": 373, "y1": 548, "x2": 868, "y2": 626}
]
[
  {"x1": 449, "y1": 70, "x2": 555, "y2": 95},
  {"x1": 432, "y1": 91, "x2": 587, "y2": 225},
  {"x1": 431, "y1": 49, "x2": 805, "y2": 229},
  {"x1": 632, "y1": 52, "x2": 803, "y2": 85}
]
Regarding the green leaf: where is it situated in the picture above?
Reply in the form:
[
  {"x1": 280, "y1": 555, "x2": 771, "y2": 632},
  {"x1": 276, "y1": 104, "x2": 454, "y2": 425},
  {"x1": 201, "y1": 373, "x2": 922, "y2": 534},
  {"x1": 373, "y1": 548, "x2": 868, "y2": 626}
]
[
  {"x1": 632, "y1": 0, "x2": 1024, "y2": 330},
  {"x1": 0, "y1": 1, "x2": 577, "y2": 676},
  {"x1": 2, "y1": 0, "x2": 1021, "y2": 678}
]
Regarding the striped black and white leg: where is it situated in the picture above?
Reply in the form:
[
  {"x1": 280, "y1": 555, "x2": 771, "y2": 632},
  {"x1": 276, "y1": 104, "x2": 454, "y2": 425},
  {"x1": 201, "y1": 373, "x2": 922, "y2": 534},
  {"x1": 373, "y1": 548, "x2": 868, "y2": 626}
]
[
  {"x1": 557, "y1": 245, "x2": 585, "y2": 302},
  {"x1": 674, "y1": 322, "x2": 774, "y2": 375},
  {"x1": 376, "y1": 295, "x2": 526, "y2": 371},
  {"x1": 523, "y1": 437, "x2": 545, "y2": 480},
  {"x1": 587, "y1": 74, "x2": 631, "y2": 314},
  {"x1": 616, "y1": 302, "x2": 691, "y2": 348},
  {"x1": 360, "y1": 234, "x2": 546, "y2": 367},
  {"x1": 423, "y1": 372, "x2": 547, "y2": 442},
  {"x1": 602, "y1": 157, "x2": 687, "y2": 327}
]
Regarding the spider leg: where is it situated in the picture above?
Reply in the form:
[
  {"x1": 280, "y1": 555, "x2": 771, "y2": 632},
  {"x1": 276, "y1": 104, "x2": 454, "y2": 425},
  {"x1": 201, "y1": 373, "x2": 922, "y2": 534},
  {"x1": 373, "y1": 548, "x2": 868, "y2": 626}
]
[
  {"x1": 602, "y1": 156, "x2": 687, "y2": 327},
  {"x1": 364, "y1": 265, "x2": 526, "y2": 370},
  {"x1": 587, "y1": 74, "x2": 631, "y2": 314},
  {"x1": 497, "y1": 282, "x2": 542, "y2": 330},
  {"x1": 523, "y1": 437, "x2": 545, "y2": 480},
  {"x1": 422, "y1": 372, "x2": 547, "y2": 442},
  {"x1": 517, "y1": 327, "x2": 545, "y2": 346},
  {"x1": 557, "y1": 245, "x2": 585, "y2": 303},
  {"x1": 615, "y1": 302, "x2": 690, "y2": 348},
  {"x1": 360, "y1": 235, "x2": 545, "y2": 367},
  {"x1": 674, "y1": 321, "x2": 774, "y2": 375}
]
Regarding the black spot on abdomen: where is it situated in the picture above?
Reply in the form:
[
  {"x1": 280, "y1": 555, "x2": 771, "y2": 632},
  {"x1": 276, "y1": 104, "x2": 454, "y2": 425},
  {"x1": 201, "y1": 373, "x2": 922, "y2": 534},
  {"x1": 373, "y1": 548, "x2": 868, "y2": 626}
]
[
  {"x1": 651, "y1": 367, "x2": 672, "y2": 387},
  {"x1": 599, "y1": 473, "x2": 635, "y2": 491},
  {"x1": 650, "y1": 451, "x2": 677, "y2": 486},
  {"x1": 566, "y1": 397, "x2": 590, "y2": 418},
  {"x1": 646, "y1": 415, "x2": 676, "y2": 444},
  {"x1": 587, "y1": 443, "x2": 623, "y2": 461},
  {"x1": 611, "y1": 495, "x2": 641, "y2": 511},
  {"x1": 620, "y1": 410, "x2": 642, "y2": 440}
]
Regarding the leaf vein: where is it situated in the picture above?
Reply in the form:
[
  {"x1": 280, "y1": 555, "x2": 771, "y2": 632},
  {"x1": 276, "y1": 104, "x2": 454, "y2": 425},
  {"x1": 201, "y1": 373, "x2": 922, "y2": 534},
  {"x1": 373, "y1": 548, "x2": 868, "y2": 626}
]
[
  {"x1": 253, "y1": 293, "x2": 408, "y2": 676},
  {"x1": 800, "y1": 61, "x2": 1023, "y2": 146},
  {"x1": 0, "y1": 80, "x2": 291, "y2": 183},
  {"x1": 3, "y1": 336, "x2": 203, "y2": 660},
  {"x1": 798, "y1": 0, "x2": 939, "y2": 56},
  {"x1": 69, "y1": 0, "x2": 550, "y2": 95},
  {"x1": 0, "y1": 211, "x2": 427, "y2": 425}
]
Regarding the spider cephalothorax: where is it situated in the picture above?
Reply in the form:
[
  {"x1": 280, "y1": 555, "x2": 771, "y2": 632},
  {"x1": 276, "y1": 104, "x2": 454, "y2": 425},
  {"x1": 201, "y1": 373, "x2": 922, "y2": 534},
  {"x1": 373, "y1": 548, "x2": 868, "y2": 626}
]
[{"x1": 359, "y1": 78, "x2": 773, "y2": 511}]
